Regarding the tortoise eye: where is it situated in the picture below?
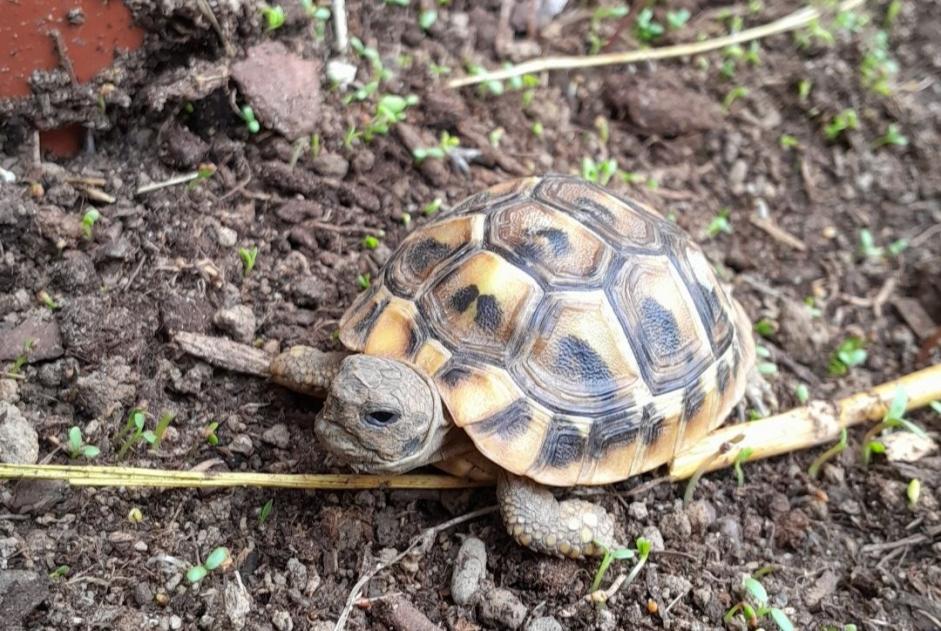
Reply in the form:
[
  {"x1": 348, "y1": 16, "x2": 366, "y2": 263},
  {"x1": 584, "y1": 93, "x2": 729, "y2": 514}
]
[{"x1": 364, "y1": 410, "x2": 399, "y2": 427}]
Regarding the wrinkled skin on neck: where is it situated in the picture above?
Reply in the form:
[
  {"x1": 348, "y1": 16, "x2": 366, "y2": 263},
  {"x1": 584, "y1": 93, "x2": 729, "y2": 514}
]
[{"x1": 314, "y1": 354, "x2": 451, "y2": 473}]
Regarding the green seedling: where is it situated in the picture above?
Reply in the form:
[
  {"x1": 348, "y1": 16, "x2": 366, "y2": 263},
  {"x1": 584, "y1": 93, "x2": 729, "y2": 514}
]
[
  {"x1": 634, "y1": 8, "x2": 664, "y2": 42},
  {"x1": 259, "y1": 499, "x2": 274, "y2": 524},
  {"x1": 836, "y1": 9, "x2": 868, "y2": 33},
  {"x1": 309, "y1": 133, "x2": 321, "y2": 158},
  {"x1": 795, "y1": 18, "x2": 834, "y2": 48},
  {"x1": 428, "y1": 63, "x2": 451, "y2": 76},
  {"x1": 824, "y1": 109, "x2": 858, "y2": 141},
  {"x1": 356, "y1": 273, "x2": 371, "y2": 290},
  {"x1": 362, "y1": 235, "x2": 380, "y2": 250},
  {"x1": 152, "y1": 411, "x2": 174, "y2": 450},
  {"x1": 744, "y1": 41, "x2": 761, "y2": 65},
  {"x1": 859, "y1": 229, "x2": 907, "y2": 260},
  {"x1": 586, "y1": 6, "x2": 628, "y2": 54},
  {"x1": 413, "y1": 131, "x2": 460, "y2": 162},
  {"x1": 81, "y1": 208, "x2": 101, "y2": 239},
  {"x1": 907, "y1": 479, "x2": 920, "y2": 508},
  {"x1": 38, "y1": 290, "x2": 59, "y2": 310},
  {"x1": 779, "y1": 134, "x2": 800, "y2": 150},
  {"x1": 187, "y1": 163, "x2": 216, "y2": 189},
  {"x1": 419, "y1": 9, "x2": 437, "y2": 30},
  {"x1": 873, "y1": 123, "x2": 908, "y2": 147},
  {"x1": 594, "y1": 117, "x2": 610, "y2": 144},
  {"x1": 795, "y1": 383, "x2": 810, "y2": 404},
  {"x1": 754, "y1": 319, "x2": 776, "y2": 338},
  {"x1": 808, "y1": 427, "x2": 847, "y2": 479},
  {"x1": 797, "y1": 79, "x2": 812, "y2": 102},
  {"x1": 590, "y1": 537, "x2": 652, "y2": 598},
  {"x1": 240, "y1": 106, "x2": 261, "y2": 134},
  {"x1": 706, "y1": 208, "x2": 732, "y2": 238},
  {"x1": 49, "y1": 565, "x2": 70, "y2": 581},
  {"x1": 861, "y1": 388, "x2": 927, "y2": 465},
  {"x1": 239, "y1": 246, "x2": 258, "y2": 275},
  {"x1": 116, "y1": 408, "x2": 151, "y2": 459},
  {"x1": 384, "y1": 0, "x2": 409, "y2": 5},
  {"x1": 723, "y1": 86, "x2": 749, "y2": 110},
  {"x1": 423, "y1": 198, "x2": 443, "y2": 216},
  {"x1": 343, "y1": 125, "x2": 361, "y2": 149},
  {"x1": 300, "y1": 2, "x2": 331, "y2": 37},
  {"x1": 860, "y1": 31, "x2": 898, "y2": 96},
  {"x1": 187, "y1": 547, "x2": 232, "y2": 584},
  {"x1": 7, "y1": 339, "x2": 34, "y2": 376},
  {"x1": 260, "y1": 4, "x2": 285, "y2": 30},
  {"x1": 666, "y1": 9, "x2": 690, "y2": 30},
  {"x1": 619, "y1": 171, "x2": 646, "y2": 185},
  {"x1": 828, "y1": 336, "x2": 867, "y2": 376},
  {"x1": 67, "y1": 426, "x2": 100, "y2": 460},
  {"x1": 467, "y1": 63, "x2": 504, "y2": 96},
  {"x1": 344, "y1": 80, "x2": 379, "y2": 103},
  {"x1": 885, "y1": 0, "x2": 902, "y2": 26},
  {"x1": 755, "y1": 345, "x2": 777, "y2": 376},
  {"x1": 581, "y1": 157, "x2": 618, "y2": 186},
  {"x1": 203, "y1": 421, "x2": 220, "y2": 446},
  {"x1": 488, "y1": 128, "x2": 505, "y2": 147},
  {"x1": 363, "y1": 94, "x2": 419, "y2": 141},
  {"x1": 400, "y1": 212, "x2": 412, "y2": 227},
  {"x1": 724, "y1": 575, "x2": 794, "y2": 631},
  {"x1": 531, "y1": 121, "x2": 544, "y2": 137},
  {"x1": 733, "y1": 447, "x2": 754, "y2": 486},
  {"x1": 128, "y1": 507, "x2": 144, "y2": 523},
  {"x1": 803, "y1": 296, "x2": 822, "y2": 318}
]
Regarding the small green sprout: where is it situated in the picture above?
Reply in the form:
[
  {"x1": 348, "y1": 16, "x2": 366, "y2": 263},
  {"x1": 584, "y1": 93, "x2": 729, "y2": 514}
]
[
  {"x1": 619, "y1": 171, "x2": 645, "y2": 185},
  {"x1": 797, "y1": 79, "x2": 812, "y2": 102},
  {"x1": 305, "y1": 3, "x2": 331, "y2": 38},
  {"x1": 723, "y1": 86, "x2": 749, "y2": 110},
  {"x1": 803, "y1": 296, "x2": 822, "y2": 318},
  {"x1": 428, "y1": 63, "x2": 451, "y2": 76},
  {"x1": 259, "y1": 499, "x2": 274, "y2": 524},
  {"x1": 666, "y1": 9, "x2": 690, "y2": 30},
  {"x1": 239, "y1": 246, "x2": 259, "y2": 275},
  {"x1": 467, "y1": 63, "x2": 504, "y2": 96},
  {"x1": 778, "y1": 134, "x2": 800, "y2": 150},
  {"x1": 116, "y1": 408, "x2": 152, "y2": 459},
  {"x1": 204, "y1": 421, "x2": 220, "y2": 446},
  {"x1": 859, "y1": 229, "x2": 883, "y2": 259},
  {"x1": 67, "y1": 426, "x2": 100, "y2": 460},
  {"x1": 587, "y1": 6, "x2": 628, "y2": 54},
  {"x1": 413, "y1": 131, "x2": 460, "y2": 162},
  {"x1": 362, "y1": 235, "x2": 380, "y2": 250},
  {"x1": 808, "y1": 427, "x2": 847, "y2": 479},
  {"x1": 187, "y1": 547, "x2": 231, "y2": 584},
  {"x1": 861, "y1": 388, "x2": 927, "y2": 465},
  {"x1": 81, "y1": 208, "x2": 101, "y2": 239},
  {"x1": 725, "y1": 575, "x2": 794, "y2": 631},
  {"x1": 754, "y1": 319, "x2": 776, "y2": 338},
  {"x1": 581, "y1": 157, "x2": 618, "y2": 186},
  {"x1": 384, "y1": 0, "x2": 409, "y2": 5},
  {"x1": 400, "y1": 212, "x2": 411, "y2": 227},
  {"x1": 187, "y1": 163, "x2": 217, "y2": 189},
  {"x1": 38, "y1": 290, "x2": 59, "y2": 311},
  {"x1": 363, "y1": 94, "x2": 419, "y2": 141},
  {"x1": 836, "y1": 9, "x2": 868, "y2": 33},
  {"x1": 488, "y1": 128, "x2": 504, "y2": 147},
  {"x1": 706, "y1": 208, "x2": 732, "y2": 238},
  {"x1": 590, "y1": 537, "x2": 652, "y2": 599},
  {"x1": 733, "y1": 447, "x2": 754, "y2": 486},
  {"x1": 423, "y1": 198, "x2": 443, "y2": 215},
  {"x1": 153, "y1": 411, "x2": 175, "y2": 450},
  {"x1": 885, "y1": 0, "x2": 902, "y2": 26},
  {"x1": 7, "y1": 339, "x2": 34, "y2": 376},
  {"x1": 860, "y1": 31, "x2": 898, "y2": 96},
  {"x1": 795, "y1": 18, "x2": 834, "y2": 48},
  {"x1": 128, "y1": 507, "x2": 144, "y2": 523},
  {"x1": 418, "y1": 9, "x2": 437, "y2": 30},
  {"x1": 795, "y1": 383, "x2": 810, "y2": 404},
  {"x1": 531, "y1": 121, "x2": 544, "y2": 137},
  {"x1": 240, "y1": 106, "x2": 261, "y2": 134},
  {"x1": 824, "y1": 109, "x2": 858, "y2": 141},
  {"x1": 744, "y1": 41, "x2": 761, "y2": 65},
  {"x1": 309, "y1": 133, "x2": 321, "y2": 158},
  {"x1": 887, "y1": 238, "x2": 909, "y2": 256},
  {"x1": 828, "y1": 337, "x2": 867, "y2": 376},
  {"x1": 594, "y1": 117, "x2": 610, "y2": 144},
  {"x1": 259, "y1": 4, "x2": 285, "y2": 30},
  {"x1": 49, "y1": 565, "x2": 71, "y2": 581},
  {"x1": 356, "y1": 273, "x2": 371, "y2": 290},
  {"x1": 343, "y1": 125, "x2": 361, "y2": 149},
  {"x1": 634, "y1": 8, "x2": 664, "y2": 42},
  {"x1": 907, "y1": 479, "x2": 921, "y2": 508},
  {"x1": 755, "y1": 345, "x2": 777, "y2": 375},
  {"x1": 873, "y1": 123, "x2": 908, "y2": 148}
]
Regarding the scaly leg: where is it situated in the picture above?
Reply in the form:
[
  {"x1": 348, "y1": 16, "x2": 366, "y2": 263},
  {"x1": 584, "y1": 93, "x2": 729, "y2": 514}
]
[{"x1": 496, "y1": 471, "x2": 619, "y2": 558}]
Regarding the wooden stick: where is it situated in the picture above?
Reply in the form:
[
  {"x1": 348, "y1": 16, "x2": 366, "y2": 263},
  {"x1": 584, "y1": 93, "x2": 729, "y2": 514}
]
[
  {"x1": 0, "y1": 463, "x2": 487, "y2": 490},
  {"x1": 447, "y1": 0, "x2": 864, "y2": 88},
  {"x1": 669, "y1": 363, "x2": 941, "y2": 480}
]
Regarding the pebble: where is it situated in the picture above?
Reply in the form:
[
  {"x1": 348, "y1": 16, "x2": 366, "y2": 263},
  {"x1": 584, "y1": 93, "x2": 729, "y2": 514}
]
[
  {"x1": 311, "y1": 153, "x2": 349, "y2": 179},
  {"x1": 224, "y1": 578, "x2": 253, "y2": 629},
  {"x1": 641, "y1": 526, "x2": 665, "y2": 552},
  {"x1": 627, "y1": 501, "x2": 648, "y2": 521},
  {"x1": 134, "y1": 582, "x2": 154, "y2": 606},
  {"x1": 215, "y1": 226, "x2": 238, "y2": 248},
  {"x1": 51, "y1": 250, "x2": 98, "y2": 292},
  {"x1": 479, "y1": 588, "x2": 527, "y2": 630},
  {"x1": 0, "y1": 402, "x2": 39, "y2": 464},
  {"x1": 0, "y1": 316, "x2": 63, "y2": 363},
  {"x1": 595, "y1": 607, "x2": 617, "y2": 631},
  {"x1": 262, "y1": 423, "x2": 291, "y2": 449},
  {"x1": 325, "y1": 59, "x2": 357, "y2": 89},
  {"x1": 292, "y1": 277, "x2": 327, "y2": 308},
  {"x1": 229, "y1": 434, "x2": 254, "y2": 457},
  {"x1": 0, "y1": 570, "x2": 50, "y2": 626},
  {"x1": 213, "y1": 305, "x2": 256, "y2": 343},
  {"x1": 134, "y1": 540, "x2": 148, "y2": 552},
  {"x1": 271, "y1": 610, "x2": 293, "y2": 631},
  {"x1": 729, "y1": 159, "x2": 748, "y2": 195},
  {"x1": 170, "y1": 615, "x2": 183, "y2": 630},
  {"x1": 286, "y1": 558, "x2": 307, "y2": 591},
  {"x1": 685, "y1": 499, "x2": 717, "y2": 533},
  {"x1": 451, "y1": 536, "x2": 487, "y2": 606},
  {"x1": 714, "y1": 516, "x2": 743, "y2": 545},
  {"x1": 658, "y1": 511, "x2": 692, "y2": 541},
  {"x1": 0, "y1": 378, "x2": 17, "y2": 403},
  {"x1": 526, "y1": 616, "x2": 563, "y2": 631}
]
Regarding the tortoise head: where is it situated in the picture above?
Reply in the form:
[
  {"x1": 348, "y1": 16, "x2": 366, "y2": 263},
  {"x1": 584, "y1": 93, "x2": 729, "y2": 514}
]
[{"x1": 315, "y1": 354, "x2": 450, "y2": 473}]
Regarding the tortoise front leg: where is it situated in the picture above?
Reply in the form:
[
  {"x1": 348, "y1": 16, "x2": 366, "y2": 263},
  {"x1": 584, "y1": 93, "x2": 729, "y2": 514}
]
[{"x1": 496, "y1": 471, "x2": 619, "y2": 559}]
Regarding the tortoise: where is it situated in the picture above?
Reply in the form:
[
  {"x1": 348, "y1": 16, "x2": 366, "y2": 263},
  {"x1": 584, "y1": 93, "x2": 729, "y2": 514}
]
[{"x1": 267, "y1": 175, "x2": 772, "y2": 558}]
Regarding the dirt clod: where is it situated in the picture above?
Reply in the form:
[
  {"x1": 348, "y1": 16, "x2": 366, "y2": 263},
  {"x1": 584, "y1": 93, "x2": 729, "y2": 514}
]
[
  {"x1": 0, "y1": 402, "x2": 38, "y2": 464},
  {"x1": 479, "y1": 587, "x2": 527, "y2": 630},
  {"x1": 451, "y1": 536, "x2": 487, "y2": 606},
  {"x1": 213, "y1": 305, "x2": 256, "y2": 344}
]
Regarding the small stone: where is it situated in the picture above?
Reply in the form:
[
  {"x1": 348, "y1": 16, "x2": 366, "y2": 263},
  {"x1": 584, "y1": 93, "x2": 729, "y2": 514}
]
[
  {"x1": 170, "y1": 615, "x2": 183, "y2": 630},
  {"x1": 272, "y1": 610, "x2": 293, "y2": 631},
  {"x1": 641, "y1": 526, "x2": 665, "y2": 552},
  {"x1": 714, "y1": 516, "x2": 743, "y2": 545},
  {"x1": 286, "y1": 558, "x2": 307, "y2": 591},
  {"x1": 70, "y1": 357, "x2": 138, "y2": 417},
  {"x1": 292, "y1": 277, "x2": 327, "y2": 308},
  {"x1": 165, "y1": 573, "x2": 182, "y2": 592},
  {"x1": 311, "y1": 153, "x2": 349, "y2": 178},
  {"x1": 325, "y1": 59, "x2": 357, "y2": 89},
  {"x1": 479, "y1": 588, "x2": 527, "y2": 630},
  {"x1": 451, "y1": 536, "x2": 487, "y2": 606},
  {"x1": 693, "y1": 586, "x2": 712, "y2": 609},
  {"x1": 215, "y1": 226, "x2": 238, "y2": 248},
  {"x1": 0, "y1": 379, "x2": 17, "y2": 403},
  {"x1": 134, "y1": 582, "x2": 154, "y2": 606},
  {"x1": 768, "y1": 493, "x2": 790, "y2": 515},
  {"x1": 0, "y1": 570, "x2": 50, "y2": 625},
  {"x1": 262, "y1": 424, "x2": 291, "y2": 449},
  {"x1": 213, "y1": 305, "x2": 256, "y2": 343},
  {"x1": 658, "y1": 511, "x2": 692, "y2": 542},
  {"x1": 134, "y1": 541, "x2": 148, "y2": 552},
  {"x1": 729, "y1": 159, "x2": 748, "y2": 195},
  {"x1": 526, "y1": 616, "x2": 563, "y2": 631},
  {"x1": 822, "y1": 463, "x2": 845, "y2": 485},
  {"x1": 51, "y1": 250, "x2": 98, "y2": 292},
  {"x1": 0, "y1": 402, "x2": 38, "y2": 464},
  {"x1": 310, "y1": 623, "x2": 336, "y2": 631},
  {"x1": 627, "y1": 501, "x2": 648, "y2": 521},
  {"x1": 595, "y1": 607, "x2": 617, "y2": 631},
  {"x1": 350, "y1": 150, "x2": 375, "y2": 175},
  {"x1": 0, "y1": 316, "x2": 63, "y2": 363},
  {"x1": 804, "y1": 569, "x2": 839, "y2": 610},
  {"x1": 229, "y1": 434, "x2": 254, "y2": 457},
  {"x1": 685, "y1": 499, "x2": 717, "y2": 533},
  {"x1": 224, "y1": 578, "x2": 253, "y2": 629}
]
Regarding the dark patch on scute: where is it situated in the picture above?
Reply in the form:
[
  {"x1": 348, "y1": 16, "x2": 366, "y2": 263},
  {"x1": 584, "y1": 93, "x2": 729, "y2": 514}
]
[
  {"x1": 353, "y1": 298, "x2": 388, "y2": 335},
  {"x1": 439, "y1": 365, "x2": 472, "y2": 387},
  {"x1": 475, "y1": 399, "x2": 531, "y2": 439},
  {"x1": 682, "y1": 380, "x2": 706, "y2": 421},
  {"x1": 555, "y1": 335, "x2": 614, "y2": 386},
  {"x1": 538, "y1": 420, "x2": 586, "y2": 469},
  {"x1": 450, "y1": 284, "x2": 479, "y2": 313},
  {"x1": 695, "y1": 281, "x2": 733, "y2": 351},
  {"x1": 587, "y1": 406, "x2": 641, "y2": 457},
  {"x1": 474, "y1": 295, "x2": 503, "y2": 332},
  {"x1": 640, "y1": 297, "x2": 682, "y2": 359},
  {"x1": 405, "y1": 325, "x2": 422, "y2": 357},
  {"x1": 716, "y1": 361, "x2": 731, "y2": 393},
  {"x1": 534, "y1": 227, "x2": 571, "y2": 256},
  {"x1": 641, "y1": 403, "x2": 664, "y2": 444},
  {"x1": 405, "y1": 238, "x2": 452, "y2": 276}
]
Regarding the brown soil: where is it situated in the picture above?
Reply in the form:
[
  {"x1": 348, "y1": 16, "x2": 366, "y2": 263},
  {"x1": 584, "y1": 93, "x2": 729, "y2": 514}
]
[{"x1": 1, "y1": 1, "x2": 939, "y2": 630}]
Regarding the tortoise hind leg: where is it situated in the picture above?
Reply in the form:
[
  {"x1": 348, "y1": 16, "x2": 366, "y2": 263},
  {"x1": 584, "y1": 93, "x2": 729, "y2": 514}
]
[{"x1": 496, "y1": 471, "x2": 619, "y2": 558}]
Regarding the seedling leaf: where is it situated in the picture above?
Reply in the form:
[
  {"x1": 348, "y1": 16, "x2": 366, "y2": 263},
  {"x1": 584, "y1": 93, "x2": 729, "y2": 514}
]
[
  {"x1": 770, "y1": 608, "x2": 795, "y2": 631},
  {"x1": 743, "y1": 576, "x2": 768, "y2": 606},
  {"x1": 204, "y1": 547, "x2": 230, "y2": 571}
]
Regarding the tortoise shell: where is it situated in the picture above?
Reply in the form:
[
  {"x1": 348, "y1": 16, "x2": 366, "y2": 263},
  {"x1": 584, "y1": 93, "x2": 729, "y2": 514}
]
[{"x1": 338, "y1": 175, "x2": 756, "y2": 487}]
